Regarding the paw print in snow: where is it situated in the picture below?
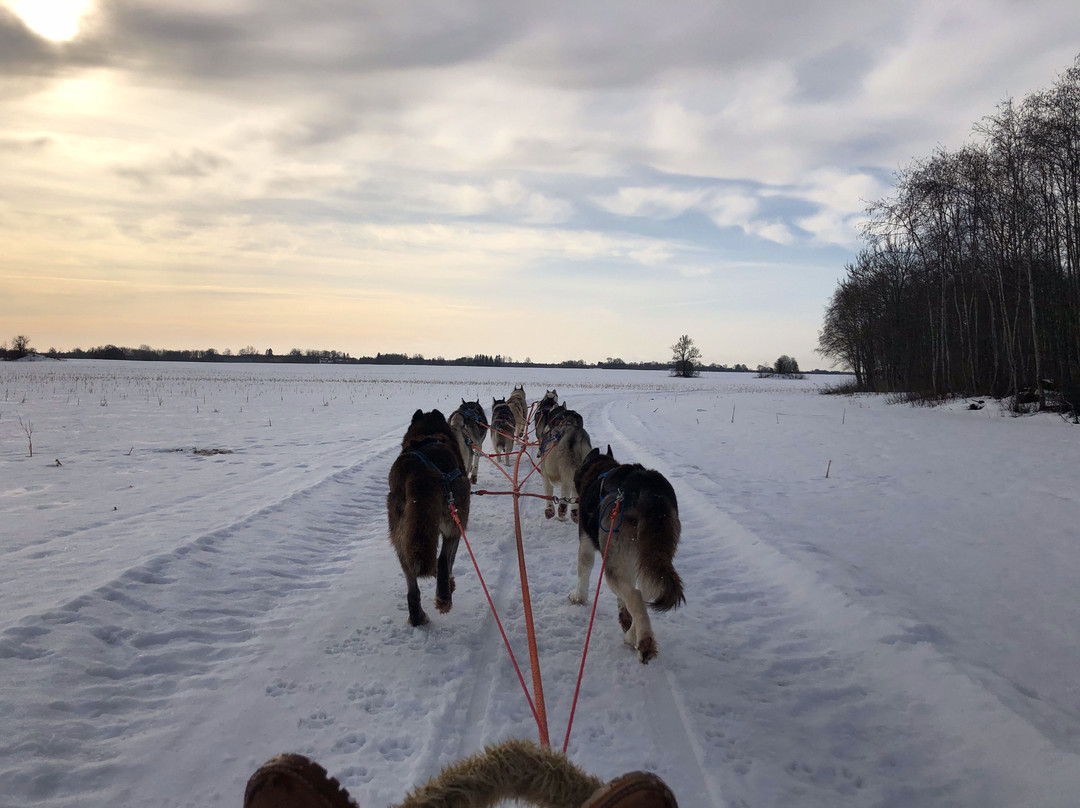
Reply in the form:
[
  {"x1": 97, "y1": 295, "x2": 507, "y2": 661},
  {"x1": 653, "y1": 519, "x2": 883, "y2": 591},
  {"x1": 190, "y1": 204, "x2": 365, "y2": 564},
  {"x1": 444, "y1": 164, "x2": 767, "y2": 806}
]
[
  {"x1": 347, "y1": 683, "x2": 393, "y2": 713},
  {"x1": 298, "y1": 711, "x2": 335, "y2": 729},
  {"x1": 332, "y1": 732, "x2": 367, "y2": 754},
  {"x1": 265, "y1": 679, "x2": 299, "y2": 698},
  {"x1": 377, "y1": 737, "x2": 413, "y2": 762}
]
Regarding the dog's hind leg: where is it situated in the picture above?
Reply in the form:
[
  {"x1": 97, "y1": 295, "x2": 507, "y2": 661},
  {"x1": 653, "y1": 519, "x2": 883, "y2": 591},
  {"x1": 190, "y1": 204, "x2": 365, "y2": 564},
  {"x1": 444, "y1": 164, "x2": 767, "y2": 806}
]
[
  {"x1": 434, "y1": 534, "x2": 460, "y2": 614},
  {"x1": 404, "y1": 569, "x2": 428, "y2": 627},
  {"x1": 392, "y1": 484, "x2": 441, "y2": 627},
  {"x1": 569, "y1": 532, "x2": 596, "y2": 605},
  {"x1": 616, "y1": 596, "x2": 633, "y2": 633},
  {"x1": 396, "y1": 530, "x2": 433, "y2": 627},
  {"x1": 469, "y1": 449, "x2": 480, "y2": 484},
  {"x1": 605, "y1": 558, "x2": 657, "y2": 663},
  {"x1": 543, "y1": 473, "x2": 557, "y2": 520},
  {"x1": 389, "y1": 493, "x2": 431, "y2": 627}
]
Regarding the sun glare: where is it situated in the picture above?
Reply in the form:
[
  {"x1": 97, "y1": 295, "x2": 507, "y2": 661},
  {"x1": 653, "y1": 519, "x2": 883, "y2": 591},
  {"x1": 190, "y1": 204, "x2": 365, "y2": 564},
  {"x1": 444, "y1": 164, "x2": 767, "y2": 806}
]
[{"x1": 7, "y1": 0, "x2": 93, "y2": 42}]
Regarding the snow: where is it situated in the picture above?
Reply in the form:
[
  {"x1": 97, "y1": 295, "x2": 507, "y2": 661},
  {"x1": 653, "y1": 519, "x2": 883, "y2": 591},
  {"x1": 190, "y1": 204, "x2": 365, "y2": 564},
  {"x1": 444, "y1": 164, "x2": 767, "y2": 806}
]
[{"x1": 2, "y1": 360, "x2": 1079, "y2": 808}]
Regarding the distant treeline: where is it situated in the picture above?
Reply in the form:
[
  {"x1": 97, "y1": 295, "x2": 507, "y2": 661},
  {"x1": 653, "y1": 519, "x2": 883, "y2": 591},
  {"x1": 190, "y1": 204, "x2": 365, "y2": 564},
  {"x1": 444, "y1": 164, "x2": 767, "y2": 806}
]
[
  {"x1": 17, "y1": 344, "x2": 768, "y2": 371},
  {"x1": 819, "y1": 55, "x2": 1080, "y2": 411},
  {"x1": 0, "y1": 343, "x2": 846, "y2": 373}
]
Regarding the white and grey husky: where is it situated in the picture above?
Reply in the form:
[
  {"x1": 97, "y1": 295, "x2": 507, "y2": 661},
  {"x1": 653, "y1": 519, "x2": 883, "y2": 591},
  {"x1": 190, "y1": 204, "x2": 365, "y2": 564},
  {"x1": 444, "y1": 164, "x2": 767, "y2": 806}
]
[
  {"x1": 537, "y1": 402, "x2": 591, "y2": 522},
  {"x1": 448, "y1": 399, "x2": 487, "y2": 484},
  {"x1": 508, "y1": 385, "x2": 528, "y2": 446}
]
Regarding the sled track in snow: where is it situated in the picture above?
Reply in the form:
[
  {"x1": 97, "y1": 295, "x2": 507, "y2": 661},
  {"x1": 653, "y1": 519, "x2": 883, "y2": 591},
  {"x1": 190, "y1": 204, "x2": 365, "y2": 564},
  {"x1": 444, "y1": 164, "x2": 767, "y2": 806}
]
[
  {"x1": 591, "y1": 392, "x2": 913, "y2": 806},
  {"x1": 0, "y1": 430, "x2": 405, "y2": 806},
  {"x1": 583, "y1": 396, "x2": 728, "y2": 806}
]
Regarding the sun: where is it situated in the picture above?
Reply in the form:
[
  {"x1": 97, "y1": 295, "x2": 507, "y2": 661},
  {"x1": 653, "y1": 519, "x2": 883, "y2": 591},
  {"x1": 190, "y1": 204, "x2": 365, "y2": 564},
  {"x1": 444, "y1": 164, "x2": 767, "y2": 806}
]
[{"x1": 5, "y1": 0, "x2": 94, "y2": 42}]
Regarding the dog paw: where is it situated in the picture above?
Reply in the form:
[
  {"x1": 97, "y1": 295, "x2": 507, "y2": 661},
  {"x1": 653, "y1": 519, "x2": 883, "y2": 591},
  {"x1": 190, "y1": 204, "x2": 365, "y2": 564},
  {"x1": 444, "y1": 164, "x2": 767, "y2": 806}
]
[
  {"x1": 571, "y1": 509, "x2": 579, "y2": 524},
  {"x1": 408, "y1": 612, "x2": 429, "y2": 627},
  {"x1": 637, "y1": 636, "x2": 658, "y2": 664},
  {"x1": 569, "y1": 592, "x2": 587, "y2": 605},
  {"x1": 434, "y1": 597, "x2": 452, "y2": 614},
  {"x1": 544, "y1": 506, "x2": 555, "y2": 519}
]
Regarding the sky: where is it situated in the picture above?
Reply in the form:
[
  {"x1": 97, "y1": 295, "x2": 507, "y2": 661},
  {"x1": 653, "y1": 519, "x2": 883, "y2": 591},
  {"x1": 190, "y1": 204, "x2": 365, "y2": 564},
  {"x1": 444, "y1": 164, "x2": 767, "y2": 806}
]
[{"x1": 2, "y1": 1, "x2": 1080, "y2": 367}]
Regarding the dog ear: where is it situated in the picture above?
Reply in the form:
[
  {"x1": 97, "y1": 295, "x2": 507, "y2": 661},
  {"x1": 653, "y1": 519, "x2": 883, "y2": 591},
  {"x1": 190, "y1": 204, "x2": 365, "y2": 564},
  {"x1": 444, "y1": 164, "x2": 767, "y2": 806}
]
[
  {"x1": 411, "y1": 409, "x2": 424, "y2": 424},
  {"x1": 605, "y1": 445, "x2": 614, "y2": 458},
  {"x1": 431, "y1": 408, "x2": 444, "y2": 420}
]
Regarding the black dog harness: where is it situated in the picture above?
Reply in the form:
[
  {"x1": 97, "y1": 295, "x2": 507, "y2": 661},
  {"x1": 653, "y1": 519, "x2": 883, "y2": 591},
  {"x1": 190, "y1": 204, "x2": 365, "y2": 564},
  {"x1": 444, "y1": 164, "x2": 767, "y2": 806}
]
[{"x1": 409, "y1": 439, "x2": 463, "y2": 503}]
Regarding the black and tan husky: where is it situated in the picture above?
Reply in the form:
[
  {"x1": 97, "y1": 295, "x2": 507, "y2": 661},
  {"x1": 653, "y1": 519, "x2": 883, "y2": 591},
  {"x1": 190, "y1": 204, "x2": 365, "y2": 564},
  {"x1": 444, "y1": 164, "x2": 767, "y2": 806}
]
[
  {"x1": 533, "y1": 389, "x2": 559, "y2": 437},
  {"x1": 387, "y1": 409, "x2": 471, "y2": 626},
  {"x1": 449, "y1": 399, "x2": 488, "y2": 483},
  {"x1": 570, "y1": 446, "x2": 685, "y2": 663}
]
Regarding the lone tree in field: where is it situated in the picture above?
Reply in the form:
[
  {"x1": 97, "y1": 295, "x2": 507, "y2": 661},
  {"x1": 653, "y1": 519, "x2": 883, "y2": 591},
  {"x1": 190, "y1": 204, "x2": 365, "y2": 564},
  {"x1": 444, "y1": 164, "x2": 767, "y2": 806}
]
[
  {"x1": 774, "y1": 355, "x2": 800, "y2": 375},
  {"x1": 670, "y1": 335, "x2": 701, "y2": 378},
  {"x1": 11, "y1": 335, "x2": 31, "y2": 359}
]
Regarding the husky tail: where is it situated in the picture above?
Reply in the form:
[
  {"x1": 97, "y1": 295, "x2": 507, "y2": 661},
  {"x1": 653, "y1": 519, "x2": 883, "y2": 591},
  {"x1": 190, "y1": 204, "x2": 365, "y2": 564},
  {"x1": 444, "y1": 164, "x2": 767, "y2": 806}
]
[{"x1": 633, "y1": 475, "x2": 686, "y2": 612}]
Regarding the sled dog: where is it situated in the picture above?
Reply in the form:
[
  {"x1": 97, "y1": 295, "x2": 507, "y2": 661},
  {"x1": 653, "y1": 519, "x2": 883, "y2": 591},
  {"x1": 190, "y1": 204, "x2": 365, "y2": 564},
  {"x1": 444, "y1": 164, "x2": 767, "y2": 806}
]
[
  {"x1": 387, "y1": 409, "x2": 471, "y2": 626},
  {"x1": 534, "y1": 389, "x2": 559, "y2": 437},
  {"x1": 449, "y1": 399, "x2": 488, "y2": 483},
  {"x1": 490, "y1": 397, "x2": 517, "y2": 465},
  {"x1": 538, "y1": 407, "x2": 592, "y2": 523},
  {"x1": 508, "y1": 385, "x2": 528, "y2": 445},
  {"x1": 545, "y1": 401, "x2": 583, "y2": 431},
  {"x1": 570, "y1": 446, "x2": 685, "y2": 663}
]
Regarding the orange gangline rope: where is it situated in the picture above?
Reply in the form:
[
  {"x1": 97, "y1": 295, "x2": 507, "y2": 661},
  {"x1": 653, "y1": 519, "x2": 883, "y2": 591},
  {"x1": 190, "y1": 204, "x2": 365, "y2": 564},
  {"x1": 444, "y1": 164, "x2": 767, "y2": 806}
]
[
  {"x1": 459, "y1": 399, "x2": 605, "y2": 750},
  {"x1": 465, "y1": 403, "x2": 551, "y2": 745},
  {"x1": 510, "y1": 442, "x2": 550, "y2": 746},
  {"x1": 562, "y1": 497, "x2": 621, "y2": 753}
]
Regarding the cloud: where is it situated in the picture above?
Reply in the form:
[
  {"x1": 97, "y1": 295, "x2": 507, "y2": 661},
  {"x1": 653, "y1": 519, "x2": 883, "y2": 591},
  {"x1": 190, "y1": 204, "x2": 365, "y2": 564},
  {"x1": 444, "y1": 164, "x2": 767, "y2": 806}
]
[
  {"x1": 114, "y1": 148, "x2": 230, "y2": 187},
  {"x1": 425, "y1": 179, "x2": 572, "y2": 224},
  {"x1": 0, "y1": 134, "x2": 52, "y2": 151}
]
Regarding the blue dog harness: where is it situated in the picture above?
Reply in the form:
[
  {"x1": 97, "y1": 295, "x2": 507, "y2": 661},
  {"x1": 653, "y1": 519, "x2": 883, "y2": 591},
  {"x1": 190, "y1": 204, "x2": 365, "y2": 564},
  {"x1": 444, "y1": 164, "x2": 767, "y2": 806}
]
[{"x1": 596, "y1": 469, "x2": 624, "y2": 533}]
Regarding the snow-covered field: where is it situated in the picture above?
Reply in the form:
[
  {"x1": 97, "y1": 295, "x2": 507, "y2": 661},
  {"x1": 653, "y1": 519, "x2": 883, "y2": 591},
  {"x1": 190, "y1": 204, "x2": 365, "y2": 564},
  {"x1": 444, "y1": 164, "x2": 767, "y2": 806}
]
[{"x1": 2, "y1": 360, "x2": 1079, "y2": 808}]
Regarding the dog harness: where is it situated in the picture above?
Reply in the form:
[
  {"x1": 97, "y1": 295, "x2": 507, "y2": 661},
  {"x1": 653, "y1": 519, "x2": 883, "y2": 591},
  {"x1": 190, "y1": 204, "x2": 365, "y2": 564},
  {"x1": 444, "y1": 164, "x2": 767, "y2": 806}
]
[
  {"x1": 408, "y1": 440, "x2": 463, "y2": 503},
  {"x1": 538, "y1": 430, "x2": 561, "y2": 458},
  {"x1": 596, "y1": 470, "x2": 624, "y2": 533}
]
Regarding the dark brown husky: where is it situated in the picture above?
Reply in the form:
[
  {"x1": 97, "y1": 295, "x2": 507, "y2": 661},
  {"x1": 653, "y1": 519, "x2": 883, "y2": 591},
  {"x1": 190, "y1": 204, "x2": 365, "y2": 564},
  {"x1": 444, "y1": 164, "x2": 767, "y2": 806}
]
[
  {"x1": 570, "y1": 446, "x2": 685, "y2": 663},
  {"x1": 387, "y1": 409, "x2": 471, "y2": 626}
]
